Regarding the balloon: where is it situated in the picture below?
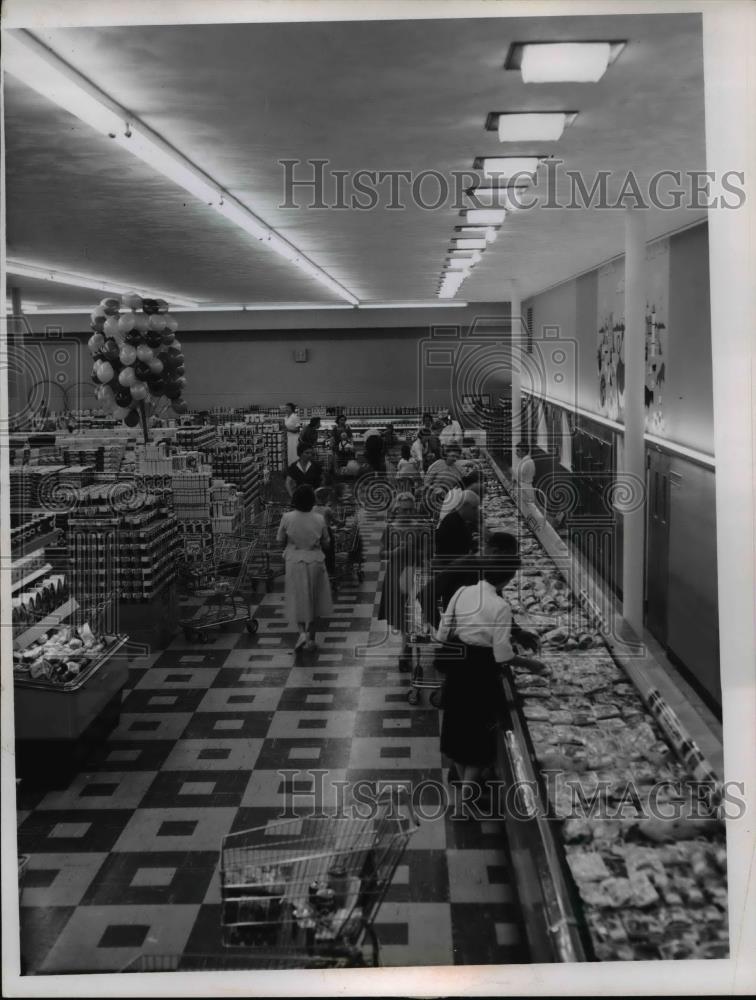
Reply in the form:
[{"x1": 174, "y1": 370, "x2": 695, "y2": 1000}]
[
  {"x1": 164, "y1": 315, "x2": 179, "y2": 332},
  {"x1": 156, "y1": 298, "x2": 169, "y2": 313},
  {"x1": 136, "y1": 344, "x2": 154, "y2": 362},
  {"x1": 170, "y1": 340, "x2": 182, "y2": 353},
  {"x1": 102, "y1": 338, "x2": 120, "y2": 361},
  {"x1": 148, "y1": 358, "x2": 164, "y2": 374},
  {"x1": 118, "y1": 312, "x2": 136, "y2": 334},
  {"x1": 134, "y1": 313, "x2": 150, "y2": 333},
  {"x1": 146, "y1": 331, "x2": 163, "y2": 348},
  {"x1": 100, "y1": 297, "x2": 121, "y2": 316},
  {"x1": 88, "y1": 333, "x2": 105, "y2": 354},
  {"x1": 173, "y1": 364, "x2": 186, "y2": 377},
  {"x1": 175, "y1": 376, "x2": 187, "y2": 390},
  {"x1": 119, "y1": 344, "x2": 137, "y2": 366},
  {"x1": 119, "y1": 366, "x2": 137, "y2": 387},
  {"x1": 134, "y1": 361, "x2": 151, "y2": 381},
  {"x1": 91, "y1": 306, "x2": 107, "y2": 322},
  {"x1": 121, "y1": 292, "x2": 143, "y2": 311},
  {"x1": 124, "y1": 409, "x2": 141, "y2": 428},
  {"x1": 142, "y1": 298, "x2": 159, "y2": 315},
  {"x1": 161, "y1": 330, "x2": 176, "y2": 344},
  {"x1": 147, "y1": 314, "x2": 166, "y2": 332},
  {"x1": 113, "y1": 406, "x2": 131, "y2": 420},
  {"x1": 100, "y1": 384, "x2": 115, "y2": 402},
  {"x1": 172, "y1": 400, "x2": 189, "y2": 414},
  {"x1": 98, "y1": 361, "x2": 115, "y2": 383},
  {"x1": 164, "y1": 384, "x2": 182, "y2": 400},
  {"x1": 124, "y1": 328, "x2": 143, "y2": 345},
  {"x1": 115, "y1": 388, "x2": 132, "y2": 407},
  {"x1": 130, "y1": 381, "x2": 148, "y2": 401},
  {"x1": 148, "y1": 379, "x2": 165, "y2": 395},
  {"x1": 91, "y1": 365, "x2": 101, "y2": 384},
  {"x1": 102, "y1": 316, "x2": 119, "y2": 338}
]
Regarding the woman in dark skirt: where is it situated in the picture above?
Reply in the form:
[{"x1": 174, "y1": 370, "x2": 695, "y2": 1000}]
[
  {"x1": 435, "y1": 552, "x2": 549, "y2": 803},
  {"x1": 285, "y1": 443, "x2": 323, "y2": 497}
]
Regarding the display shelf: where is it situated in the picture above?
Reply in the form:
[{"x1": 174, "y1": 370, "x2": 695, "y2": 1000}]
[
  {"x1": 11, "y1": 559, "x2": 54, "y2": 596},
  {"x1": 496, "y1": 678, "x2": 591, "y2": 963},
  {"x1": 11, "y1": 528, "x2": 61, "y2": 560},
  {"x1": 13, "y1": 598, "x2": 80, "y2": 651}
]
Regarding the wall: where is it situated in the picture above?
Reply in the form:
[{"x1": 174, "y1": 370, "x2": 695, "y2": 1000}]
[
  {"x1": 524, "y1": 221, "x2": 714, "y2": 459},
  {"x1": 9, "y1": 302, "x2": 511, "y2": 415}
]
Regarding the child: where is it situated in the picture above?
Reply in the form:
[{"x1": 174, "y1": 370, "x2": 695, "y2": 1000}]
[
  {"x1": 313, "y1": 486, "x2": 337, "y2": 577},
  {"x1": 335, "y1": 431, "x2": 356, "y2": 468},
  {"x1": 397, "y1": 443, "x2": 418, "y2": 476}
]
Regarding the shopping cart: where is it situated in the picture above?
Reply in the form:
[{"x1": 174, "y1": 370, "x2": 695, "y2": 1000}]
[
  {"x1": 245, "y1": 501, "x2": 289, "y2": 592},
  {"x1": 179, "y1": 534, "x2": 261, "y2": 643},
  {"x1": 331, "y1": 507, "x2": 365, "y2": 587},
  {"x1": 405, "y1": 567, "x2": 444, "y2": 708},
  {"x1": 217, "y1": 788, "x2": 419, "y2": 967}
]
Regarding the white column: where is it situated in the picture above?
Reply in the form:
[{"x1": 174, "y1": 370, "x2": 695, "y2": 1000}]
[
  {"x1": 510, "y1": 285, "x2": 521, "y2": 473},
  {"x1": 622, "y1": 209, "x2": 646, "y2": 634}
]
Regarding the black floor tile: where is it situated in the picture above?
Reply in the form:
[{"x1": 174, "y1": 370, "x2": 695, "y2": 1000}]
[
  {"x1": 17, "y1": 810, "x2": 133, "y2": 854},
  {"x1": 140, "y1": 770, "x2": 251, "y2": 809},
  {"x1": 354, "y1": 709, "x2": 440, "y2": 738},
  {"x1": 80, "y1": 740, "x2": 177, "y2": 772},
  {"x1": 120, "y1": 687, "x2": 207, "y2": 715},
  {"x1": 211, "y1": 667, "x2": 292, "y2": 689},
  {"x1": 153, "y1": 650, "x2": 232, "y2": 668},
  {"x1": 181, "y1": 712, "x2": 275, "y2": 740},
  {"x1": 277, "y1": 686, "x2": 360, "y2": 712},
  {"x1": 450, "y1": 902, "x2": 529, "y2": 965},
  {"x1": 254, "y1": 738, "x2": 352, "y2": 770},
  {"x1": 80, "y1": 851, "x2": 217, "y2": 906}
]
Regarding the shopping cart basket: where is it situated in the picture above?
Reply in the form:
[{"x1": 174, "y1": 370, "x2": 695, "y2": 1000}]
[
  {"x1": 405, "y1": 567, "x2": 444, "y2": 707},
  {"x1": 218, "y1": 787, "x2": 419, "y2": 966},
  {"x1": 246, "y1": 500, "x2": 289, "y2": 590},
  {"x1": 179, "y1": 534, "x2": 261, "y2": 643},
  {"x1": 331, "y1": 509, "x2": 365, "y2": 587}
]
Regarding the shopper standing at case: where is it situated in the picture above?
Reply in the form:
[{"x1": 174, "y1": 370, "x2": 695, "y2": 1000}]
[
  {"x1": 439, "y1": 411, "x2": 463, "y2": 449},
  {"x1": 283, "y1": 403, "x2": 301, "y2": 466},
  {"x1": 513, "y1": 440, "x2": 536, "y2": 505},
  {"x1": 286, "y1": 443, "x2": 323, "y2": 497},
  {"x1": 435, "y1": 553, "x2": 549, "y2": 807},
  {"x1": 410, "y1": 428, "x2": 430, "y2": 471},
  {"x1": 277, "y1": 485, "x2": 333, "y2": 652},
  {"x1": 425, "y1": 444, "x2": 465, "y2": 492}
]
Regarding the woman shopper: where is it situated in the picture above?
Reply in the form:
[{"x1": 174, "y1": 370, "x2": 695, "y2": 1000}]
[
  {"x1": 300, "y1": 416, "x2": 321, "y2": 452},
  {"x1": 277, "y1": 484, "x2": 333, "y2": 652},
  {"x1": 378, "y1": 492, "x2": 429, "y2": 671},
  {"x1": 283, "y1": 402, "x2": 302, "y2": 466},
  {"x1": 434, "y1": 489, "x2": 480, "y2": 557},
  {"x1": 286, "y1": 442, "x2": 323, "y2": 497},
  {"x1": 435, "y1": 547, "x2": 549, "y2": 809}
]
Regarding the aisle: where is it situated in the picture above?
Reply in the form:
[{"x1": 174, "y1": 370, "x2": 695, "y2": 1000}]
[{"x1": 16, "y1": 510, "x2": 528, "y2": 974}]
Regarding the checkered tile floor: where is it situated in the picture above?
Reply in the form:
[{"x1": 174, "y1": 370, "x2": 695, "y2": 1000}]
[{"x1": 16, "y1": 514, "x2": 528, "y2": 973}]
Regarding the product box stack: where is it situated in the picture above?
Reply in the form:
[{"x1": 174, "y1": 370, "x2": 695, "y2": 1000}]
[
  {"x1": 203, "y1": 443, "x2": 262, "y2": 521},
  {"x1": 210, "y1": 480, "x2": 244, "y2": 539},
  {"x1": 66, "y1": 486, "x2": 181, "y2": 604},
  {"x1": 175, "y1": 425, "x2": 217, "y2": 451},
  {"x1": 261, "y1": 421, "x2": 287, "y2": 474}
]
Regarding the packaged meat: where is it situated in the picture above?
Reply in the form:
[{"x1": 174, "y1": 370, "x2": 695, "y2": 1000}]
[{"x1": 567, "y1": 851, "x2": 611, "y2": 882}]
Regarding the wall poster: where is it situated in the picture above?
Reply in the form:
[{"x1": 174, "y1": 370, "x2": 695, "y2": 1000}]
[{"x1": 595, "y1": 239, "x2": 670, "y2": 434}]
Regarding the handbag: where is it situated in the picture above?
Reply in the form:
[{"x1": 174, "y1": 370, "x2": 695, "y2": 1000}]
[{"x1": 432, "y1": 588, "x2": 465, "y2": 676}]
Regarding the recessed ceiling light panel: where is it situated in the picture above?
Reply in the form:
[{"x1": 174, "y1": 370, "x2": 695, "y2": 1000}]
[{"x1": 504, "y1": 41, "x2": 626, "y2": 82}]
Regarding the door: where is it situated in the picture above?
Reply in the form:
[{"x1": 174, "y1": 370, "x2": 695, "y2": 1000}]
[{"x1": 645, "y1": 448, "x2": 671, "y2": 644}]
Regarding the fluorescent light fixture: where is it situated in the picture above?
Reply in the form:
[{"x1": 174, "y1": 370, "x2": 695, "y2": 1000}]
[
  {"x1": 451, "y1": 238, "x2": 487, "y2": 251},
  {"x1": 5, "y1": 259, "x2": 200, "y2": 307},
  {"x1": 462, "y1": 209, "x2": 507, "y2": 225},
  {"x1": 358, "y1": 301, "x2": 468, "y2": 309},
  {"x1": 464, "y1": 185, "x2": 531, "y2": 210},
  {"x1": 173, "y1": 303, "x2": 354, "y2": 312},
  {"x1": 477, "y1": 157, "x2": 543, "y2": 180},
  {"x1": 489, "y1": 112, "x2": 576, "y2": 142},
  {"x1": 4, "y1": 30, "x2": 359, "y2": 306},
  {"x1": 506, "y1": 41, "x2": 625, "y2": 83}
]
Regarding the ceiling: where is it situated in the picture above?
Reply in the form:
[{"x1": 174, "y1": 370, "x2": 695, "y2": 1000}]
[{"x1": 4, "y1": 13, "x2": 707, "y2": 310}]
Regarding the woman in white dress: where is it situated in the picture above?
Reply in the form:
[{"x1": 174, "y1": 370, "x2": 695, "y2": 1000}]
[
  {"x1": 277, "y1": 484, "x2": 333, "y2": 652},
  {"x1": 283, "y1": 402, "x2": 302, "y2": 466}
]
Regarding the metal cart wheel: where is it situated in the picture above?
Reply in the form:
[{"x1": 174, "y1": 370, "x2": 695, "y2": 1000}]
[
  {"x1": 429, "y1": 688, "x2": 443, "y2": 708},
  {"x1": 246, "y1": 618, "x2": 259, "y2": 635},
  {"x1": 407, "y1": 688, "x2": 420, "y2": 705}
]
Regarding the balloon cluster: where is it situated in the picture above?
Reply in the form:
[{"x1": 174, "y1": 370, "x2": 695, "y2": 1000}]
[{"x1": 87, "y1": 294, "x2": 188, "y2": 428}]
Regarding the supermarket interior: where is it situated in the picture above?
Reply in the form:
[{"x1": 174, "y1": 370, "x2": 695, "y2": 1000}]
[{"x1": 1, "y1": 3, "x2": 754, "y2": 990}]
